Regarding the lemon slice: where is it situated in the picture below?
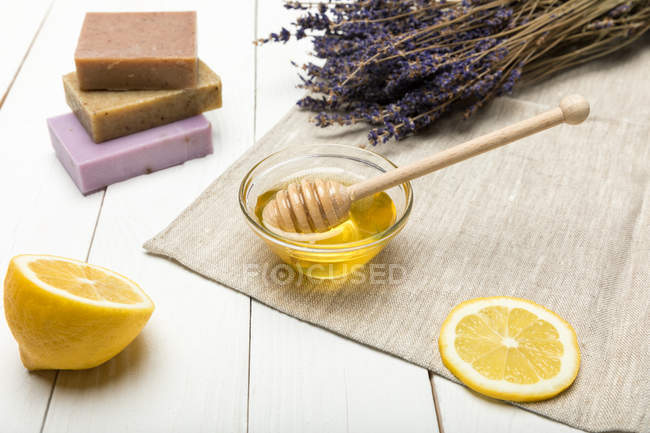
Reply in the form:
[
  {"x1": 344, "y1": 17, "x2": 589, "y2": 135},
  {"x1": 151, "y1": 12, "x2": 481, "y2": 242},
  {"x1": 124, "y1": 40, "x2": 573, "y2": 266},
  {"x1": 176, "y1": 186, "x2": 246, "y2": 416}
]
[
  {"x1": 4, "y1": 254, "x2": 154, "y2": 370},
  {"x1": 438, "y1": 296, "x2": 579, "y2": 402}
]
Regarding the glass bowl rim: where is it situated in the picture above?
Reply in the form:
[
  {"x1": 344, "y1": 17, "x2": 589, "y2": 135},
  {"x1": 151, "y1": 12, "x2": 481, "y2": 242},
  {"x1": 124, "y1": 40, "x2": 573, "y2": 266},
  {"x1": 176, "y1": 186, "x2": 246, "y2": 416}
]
[{"x1": 238, "y1": 143, "x2": 413, "y2": 253}]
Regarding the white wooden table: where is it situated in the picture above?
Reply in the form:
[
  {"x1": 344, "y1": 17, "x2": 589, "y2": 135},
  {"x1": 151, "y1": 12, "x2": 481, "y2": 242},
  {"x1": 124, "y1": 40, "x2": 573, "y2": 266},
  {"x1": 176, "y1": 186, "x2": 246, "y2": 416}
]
[{"x1": 0, "y1": 1, "x2": 584, "y2": 432}]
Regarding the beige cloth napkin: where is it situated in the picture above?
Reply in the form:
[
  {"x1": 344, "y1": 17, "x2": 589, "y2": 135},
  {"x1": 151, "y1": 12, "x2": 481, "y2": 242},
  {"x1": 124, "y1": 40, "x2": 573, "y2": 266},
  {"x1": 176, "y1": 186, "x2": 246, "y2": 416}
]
[{"x1": 145, "y1": 42, "x2": 650, "y2": 433}]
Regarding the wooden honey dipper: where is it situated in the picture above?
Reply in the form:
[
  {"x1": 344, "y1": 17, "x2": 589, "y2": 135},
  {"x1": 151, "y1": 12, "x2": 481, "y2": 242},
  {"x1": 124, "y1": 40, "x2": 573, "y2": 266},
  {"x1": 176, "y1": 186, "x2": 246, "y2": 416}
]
[{"x1": 262, "y1": 95, "x2": 589, "y2": 234}]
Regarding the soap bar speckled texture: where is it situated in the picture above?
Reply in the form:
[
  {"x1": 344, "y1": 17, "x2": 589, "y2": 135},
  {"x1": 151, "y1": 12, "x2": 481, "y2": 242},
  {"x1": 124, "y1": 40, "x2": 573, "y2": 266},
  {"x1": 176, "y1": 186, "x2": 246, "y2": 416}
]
[
  {"x1": 48, "y1": 113, "x2": 212, "y2": 194},
  {"x1": 63, "y1": 60, "x2": 221, "y2": 143},
  {"x1": 75, "y1": 12, "x2": 198, "y2": 90}
]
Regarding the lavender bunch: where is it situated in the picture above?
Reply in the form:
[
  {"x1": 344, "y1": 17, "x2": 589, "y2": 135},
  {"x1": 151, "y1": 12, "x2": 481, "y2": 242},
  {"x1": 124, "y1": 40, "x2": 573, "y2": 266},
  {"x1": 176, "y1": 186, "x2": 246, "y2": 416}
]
[{"x1": 259, "y1": 0, "x2": 650, "y2": 145}]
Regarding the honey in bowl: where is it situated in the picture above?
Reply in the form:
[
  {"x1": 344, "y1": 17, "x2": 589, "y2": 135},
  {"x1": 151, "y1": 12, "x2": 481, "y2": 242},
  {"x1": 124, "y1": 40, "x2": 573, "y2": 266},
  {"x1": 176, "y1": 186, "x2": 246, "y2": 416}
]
[
  {"x1": 239, "y1": 144, "x2": 413, "y2": 281},
  {"x1": 254, "y1": 179, "x2": 397, "y2": 279}
]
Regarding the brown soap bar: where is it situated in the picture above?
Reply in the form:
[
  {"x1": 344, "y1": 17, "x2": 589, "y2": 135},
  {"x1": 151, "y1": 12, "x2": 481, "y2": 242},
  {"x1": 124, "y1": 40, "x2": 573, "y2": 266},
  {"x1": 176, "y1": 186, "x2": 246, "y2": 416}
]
[
  {"x1": 75, "y1": 12, "x2": 198, "y2": 90},
  {"x1": 63, "y1": 60, "x2": 222, "y2": 143}
]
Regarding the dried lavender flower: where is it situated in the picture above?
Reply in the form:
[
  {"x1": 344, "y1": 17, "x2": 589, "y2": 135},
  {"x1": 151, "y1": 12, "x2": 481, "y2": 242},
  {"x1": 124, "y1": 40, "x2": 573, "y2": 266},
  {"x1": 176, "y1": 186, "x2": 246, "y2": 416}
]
[{"x1": 259, "y1": 0, "x2": 650, "y2": 145}]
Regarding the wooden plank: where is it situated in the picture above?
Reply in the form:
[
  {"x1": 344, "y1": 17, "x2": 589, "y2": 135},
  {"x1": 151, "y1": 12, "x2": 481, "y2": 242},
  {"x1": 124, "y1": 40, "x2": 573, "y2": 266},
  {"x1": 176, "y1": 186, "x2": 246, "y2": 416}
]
[
  {"x1": 249, "y1": 3, "x2": 438, "y2": 432},
  {"x1": 433, "y1": 376, "x2": 584, "y2": 433},
  {"x1": 0, "y1": 1, "x2": 103, "y2": 432},
  {"x1": 40, "y1": 0, "x2": 255, "y2": 432},
  {"x1": 249, "y1": 305, "x2": 438, "y2": 433},
  {"x1": 0, "y1": 0, "x2": 51, "y2": 106}
]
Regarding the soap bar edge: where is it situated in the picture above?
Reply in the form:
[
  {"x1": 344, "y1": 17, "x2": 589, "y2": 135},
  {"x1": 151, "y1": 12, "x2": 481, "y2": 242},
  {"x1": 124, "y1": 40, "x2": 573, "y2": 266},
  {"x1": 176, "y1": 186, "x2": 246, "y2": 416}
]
[{"x1": 48, "y1": 118, "x2": 88, "y2": 193}]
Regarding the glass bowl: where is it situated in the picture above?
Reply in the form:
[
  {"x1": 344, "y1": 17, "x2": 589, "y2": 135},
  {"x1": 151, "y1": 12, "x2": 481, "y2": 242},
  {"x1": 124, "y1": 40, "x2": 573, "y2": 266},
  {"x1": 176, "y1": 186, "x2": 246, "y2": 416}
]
[{"x1": 239, "y1": 144, "x2": 413, "y2": 279}]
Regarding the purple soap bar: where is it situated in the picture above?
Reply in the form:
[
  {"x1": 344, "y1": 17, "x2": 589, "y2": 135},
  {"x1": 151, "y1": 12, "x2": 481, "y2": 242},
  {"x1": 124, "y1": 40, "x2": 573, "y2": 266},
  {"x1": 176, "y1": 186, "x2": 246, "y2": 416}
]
[{"x1": 48, "y1": 113, "x2": 212, "y2": 194}]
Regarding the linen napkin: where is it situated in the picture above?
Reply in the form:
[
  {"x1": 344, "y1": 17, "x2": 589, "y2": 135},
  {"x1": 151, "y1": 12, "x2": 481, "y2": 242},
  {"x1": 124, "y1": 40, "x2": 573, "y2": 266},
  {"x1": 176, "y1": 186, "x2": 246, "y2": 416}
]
[{"x1": 145, "y1": 42, "x2": 650, "y2": 433}]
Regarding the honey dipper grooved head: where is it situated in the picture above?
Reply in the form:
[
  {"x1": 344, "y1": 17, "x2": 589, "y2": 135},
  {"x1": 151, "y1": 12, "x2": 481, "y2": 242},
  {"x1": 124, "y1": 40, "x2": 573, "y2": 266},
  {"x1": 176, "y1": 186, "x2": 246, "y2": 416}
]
[{"x1": 261, "y1": 179, "x2": 352, "y2": 233}]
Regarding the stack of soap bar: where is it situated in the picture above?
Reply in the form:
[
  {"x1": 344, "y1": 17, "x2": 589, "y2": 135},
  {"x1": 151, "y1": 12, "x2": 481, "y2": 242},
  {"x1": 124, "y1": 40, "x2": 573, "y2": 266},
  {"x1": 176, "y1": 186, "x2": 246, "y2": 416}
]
[
  {"x1": 49, "y1": 11, "x2": 221, "y2": 194},
  {"x1": 64, "y1": 60, "x2": 221, "y2": 143},
  {"x1": 48, "y1": 113, "x2": 212, "y2": 195},
  {"x1": 75, "y1": 12, "x2": 198, "y2": 90}
]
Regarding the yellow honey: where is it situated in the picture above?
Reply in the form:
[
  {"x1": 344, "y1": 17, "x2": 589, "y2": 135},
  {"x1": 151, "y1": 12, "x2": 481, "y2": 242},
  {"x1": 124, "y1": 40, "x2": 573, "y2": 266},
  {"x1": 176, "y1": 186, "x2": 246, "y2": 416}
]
[{"x1": 254, "y1": 182, "x2": 397, "y2": 279}]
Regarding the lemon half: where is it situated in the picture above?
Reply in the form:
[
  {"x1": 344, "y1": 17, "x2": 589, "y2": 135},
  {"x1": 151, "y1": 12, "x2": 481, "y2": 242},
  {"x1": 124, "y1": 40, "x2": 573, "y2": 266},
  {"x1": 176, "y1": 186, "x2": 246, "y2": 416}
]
[
  {"x1": 439, "y1": 296, "x2": 580, "y2": 402},
  {"x1": 4, "y1": 255, "x2": 154, "y2": 370}
]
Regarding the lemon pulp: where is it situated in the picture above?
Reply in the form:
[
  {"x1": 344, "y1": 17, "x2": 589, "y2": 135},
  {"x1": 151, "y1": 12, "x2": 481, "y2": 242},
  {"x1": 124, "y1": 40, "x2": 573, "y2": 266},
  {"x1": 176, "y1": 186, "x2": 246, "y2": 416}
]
[
  {"x1": 439, "y1": 297, "x2": 580, "y2": 402},
  {"x1": 29, "y1": 258, "x2": 145, "y2": 304},
  {"x1": 455, "y1": 306, "x2": 563, "y2": 383}
]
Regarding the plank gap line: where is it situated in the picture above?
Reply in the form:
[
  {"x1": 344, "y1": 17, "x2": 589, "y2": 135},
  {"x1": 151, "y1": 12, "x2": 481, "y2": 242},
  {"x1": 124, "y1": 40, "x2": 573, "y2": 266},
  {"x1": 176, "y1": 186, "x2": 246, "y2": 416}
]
[
  {"x1": 84, "y1": 188, "x2": 107, "y2": 262},
  {"x1": 38, "y1": 370, "x2": 59, "y2": 433},
  {"x1": 0, "y1": 0, "x2": 54, "y2": 109},
  {"x1": 429, "y1": 372, "x2": 445, "y2": 433},
  {"x1": 252, "y1": 0, "x2": 259, "y2": 145},
  {"x1": 39, "y1": 187, "x2": 105, "y2": 431},
  {"x1": 13, "y1": 5, "x2": 60, "y2": 432},
  {"x1": 247, "y1": 1, "x2": 259, "y2": 431},
  {"x1": 245, "y1": 299, "x2": 253, "y2": 433}
]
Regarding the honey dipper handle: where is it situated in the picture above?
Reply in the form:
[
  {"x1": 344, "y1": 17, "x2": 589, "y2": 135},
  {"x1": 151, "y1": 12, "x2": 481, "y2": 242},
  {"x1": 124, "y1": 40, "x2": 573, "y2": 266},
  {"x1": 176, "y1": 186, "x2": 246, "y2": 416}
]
[{"x1": 347, "y1": 95, "x2": 589, "y2": 201}]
